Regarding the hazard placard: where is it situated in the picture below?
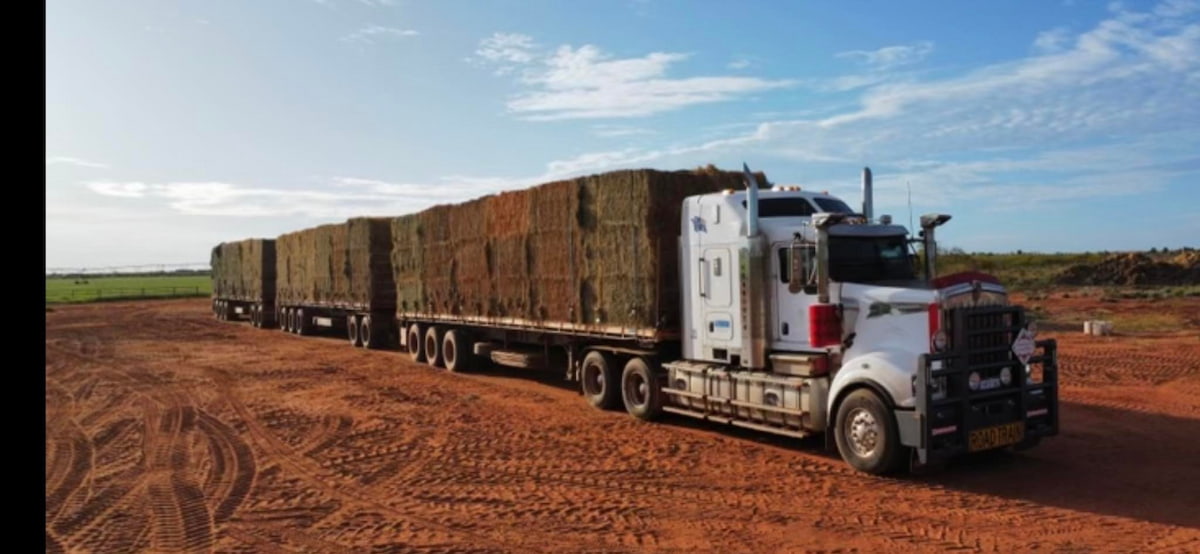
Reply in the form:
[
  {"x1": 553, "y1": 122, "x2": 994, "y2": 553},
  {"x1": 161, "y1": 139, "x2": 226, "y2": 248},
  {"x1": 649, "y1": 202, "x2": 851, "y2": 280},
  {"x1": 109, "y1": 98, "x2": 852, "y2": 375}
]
[{"x1": 1012, "y1": 328, "x2": 1036, "y2": 365}]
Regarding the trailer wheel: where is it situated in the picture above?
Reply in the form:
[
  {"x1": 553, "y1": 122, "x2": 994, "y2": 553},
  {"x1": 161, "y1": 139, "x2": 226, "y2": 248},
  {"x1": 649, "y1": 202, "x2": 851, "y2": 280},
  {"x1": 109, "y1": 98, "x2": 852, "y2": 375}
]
[
  {"x1": 621, "y1": 357, "x2": 663, "y2": 421},
  {"x1": 360, "y1": 316, "x2": 381, "y2": 349},
  {"x1": 250, "y1": 305, "x2": 260, "y2": 327},
  {"x1": 424, "y1": 326, "x2": 444, "y2": 368},
  {"x1": 581, "y1": 351, "x2": 621, "y2": 410},
  {"x1": 442, "y1": 329, "x2": 472, "y2": 373},
  {"x1": 296, "y1": 308, "x2": 310, "y2": 336},
  {"x1": 406, "y1": 324, "x2": 424, "y2": 362},
  {"x1": 347, "y1": 315, "x2": 361, "y2": 347},
  {"x1": 834, "y1": 389, "x2": 906, "y2": 475},
  {"x1": 281, "y1": 308, "x2": 291, "y2": 333}
]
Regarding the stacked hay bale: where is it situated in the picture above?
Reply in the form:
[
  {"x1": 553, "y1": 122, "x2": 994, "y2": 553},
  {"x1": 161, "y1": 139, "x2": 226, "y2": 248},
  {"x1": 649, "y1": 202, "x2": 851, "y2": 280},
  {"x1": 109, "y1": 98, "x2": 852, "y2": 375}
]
[
  {"x1": 392, "y1": 167, "x2": 764, "y2": 332},
  {"x1": 275, "y1": 218, "x2": 394, "y2": 311},
  {"x1": 210, "y1": 238, "x2": 276, "y2": 302}
]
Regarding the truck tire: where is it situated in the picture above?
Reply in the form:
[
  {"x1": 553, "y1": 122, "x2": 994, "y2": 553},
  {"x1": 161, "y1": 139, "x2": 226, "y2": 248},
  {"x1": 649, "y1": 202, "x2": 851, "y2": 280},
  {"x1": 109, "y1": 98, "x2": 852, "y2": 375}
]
[
  {"x1": 360, "y1": 315, "x2": 382, "y2": 349},
  {"x1": 424, "y1": 326, "x2": 444, "y2": 367},
  {"x1": 407, "y1": 324, "x2": 424, "y2": 362},
  {"x1": 834, "y1": 388, "x2": 906, "y2": 475},
  {"x1": 296, "y1": 308, "x2": 309, "y2": 336},
  {"x1": 581, "y1": 351, "x2": 621, "y2": 410},
  {"x1": 282, "y1": 308, "x2": 292, "y2": 333},
  {"x1": 251, "y1": 305, "x2": 260, "y2": 328},
  {"x1": 621, "y1": 357, "x2": 663, "y2": 421},
  {"x1": 442, "y1": 329, "x2": 472, "y2": 373},
  {"x1": 347, "y1": 315, "x2": 360, "y2": 346}
]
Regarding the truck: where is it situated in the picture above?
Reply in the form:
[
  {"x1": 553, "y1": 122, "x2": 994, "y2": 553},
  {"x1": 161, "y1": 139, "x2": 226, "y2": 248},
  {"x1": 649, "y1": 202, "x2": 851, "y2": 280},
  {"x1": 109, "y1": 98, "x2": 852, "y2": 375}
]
[
  {"x1": 210, "y1": 165, "x2": 1059, "y2": 473},
  {"x1": 210, "y1": 238, "x2": 276, "y2": 327},
  {"x1": 391, "y1": 165, "x2": 1059, "y2": 474},
  {"x1": 274, "y1": 217, "x2": 396, "y2": 348}
]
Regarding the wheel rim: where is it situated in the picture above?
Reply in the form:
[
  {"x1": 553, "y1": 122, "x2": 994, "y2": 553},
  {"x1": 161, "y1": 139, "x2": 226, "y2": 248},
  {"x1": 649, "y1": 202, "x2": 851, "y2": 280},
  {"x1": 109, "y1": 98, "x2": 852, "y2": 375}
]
[
  {"x1": 623, "y1": 370, "x2": 647, "y2": 408},
  {"x1": 425, "y1": 334, "x2": 438, "y2": 360},
  {"x1": 583, "y1": 363, "x2": 604, "y2": 396},
  {"x1": 846, "y1": 407, "x2": 881, "y2": 458},
  {"x1": 443, "y1": 334, "x2": 455, "y2": 365},
  {"x1": 408, "y1": 329, "x2": 420, "y2": 355}
]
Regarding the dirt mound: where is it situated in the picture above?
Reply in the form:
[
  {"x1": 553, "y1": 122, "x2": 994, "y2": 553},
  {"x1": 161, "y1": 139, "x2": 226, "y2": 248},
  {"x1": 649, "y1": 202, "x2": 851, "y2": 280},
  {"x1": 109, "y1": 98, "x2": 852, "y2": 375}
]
[{"x1": 1055, "y1": 252, "x2": 1200, "y2": 286}]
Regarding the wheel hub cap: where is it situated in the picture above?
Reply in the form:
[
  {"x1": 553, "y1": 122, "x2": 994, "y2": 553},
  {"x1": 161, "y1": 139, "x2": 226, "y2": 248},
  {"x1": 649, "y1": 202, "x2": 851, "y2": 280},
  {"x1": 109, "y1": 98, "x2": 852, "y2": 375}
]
[{"x1": 847, "y1": 408, "x2": 880, "y2": 458}]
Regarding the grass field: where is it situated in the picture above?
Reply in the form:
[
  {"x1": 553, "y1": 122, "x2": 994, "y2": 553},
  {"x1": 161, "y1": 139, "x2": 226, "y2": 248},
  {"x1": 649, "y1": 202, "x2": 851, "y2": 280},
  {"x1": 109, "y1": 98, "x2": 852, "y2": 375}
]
[{"x1": 46, "y1": 274, "x2": 211, "y2": 304}]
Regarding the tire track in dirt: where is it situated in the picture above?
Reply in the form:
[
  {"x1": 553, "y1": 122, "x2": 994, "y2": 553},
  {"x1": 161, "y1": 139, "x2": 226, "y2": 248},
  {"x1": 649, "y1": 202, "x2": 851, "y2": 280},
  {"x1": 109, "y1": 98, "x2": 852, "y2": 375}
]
[
  {"x1": 195, "y1": 411, "x2": 256, "y2": 523},
  {"x1": 47, "y1": 299, "x2": 1200, "y2": 552},
  {"x1": 143, "y1": 403, "x2": 214, "y2": 553},
  {"x1": 203, "y1": 366, "x2": 560, "y2": 553}
]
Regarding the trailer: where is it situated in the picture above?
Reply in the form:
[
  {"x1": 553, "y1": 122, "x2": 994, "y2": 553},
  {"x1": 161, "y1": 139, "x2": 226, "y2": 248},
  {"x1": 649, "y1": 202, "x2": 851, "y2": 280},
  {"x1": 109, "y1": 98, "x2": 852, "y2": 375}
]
[
  {"x1": 210, "y1": 238, "x2": 276, "y2": 327},
  {"x1": 391, "y1": 168, "x2": 754, "y2": 373},
  {"x1": 275, "y1": 217, "x2": 396, "y2": 348}
]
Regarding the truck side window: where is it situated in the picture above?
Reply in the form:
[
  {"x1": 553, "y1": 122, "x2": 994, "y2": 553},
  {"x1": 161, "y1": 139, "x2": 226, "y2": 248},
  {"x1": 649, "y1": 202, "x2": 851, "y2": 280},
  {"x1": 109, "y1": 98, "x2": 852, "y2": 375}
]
[{"x1": 778, "y1": 248, "x2": 790, "y2": 283}]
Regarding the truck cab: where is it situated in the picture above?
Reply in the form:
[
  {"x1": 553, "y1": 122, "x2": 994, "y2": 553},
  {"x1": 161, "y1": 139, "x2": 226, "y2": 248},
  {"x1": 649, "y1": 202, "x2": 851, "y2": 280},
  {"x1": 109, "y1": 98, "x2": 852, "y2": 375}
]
[{"x1": 658, "y1": 168, "x2": 1058, "y2": 474}]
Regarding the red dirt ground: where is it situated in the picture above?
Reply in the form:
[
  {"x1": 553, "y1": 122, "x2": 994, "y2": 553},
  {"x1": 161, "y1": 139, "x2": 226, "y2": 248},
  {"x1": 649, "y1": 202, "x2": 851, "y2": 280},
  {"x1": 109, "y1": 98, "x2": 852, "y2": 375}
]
[{"x1": 46, "y1": 297, "x2": 1200, "y2": 552}]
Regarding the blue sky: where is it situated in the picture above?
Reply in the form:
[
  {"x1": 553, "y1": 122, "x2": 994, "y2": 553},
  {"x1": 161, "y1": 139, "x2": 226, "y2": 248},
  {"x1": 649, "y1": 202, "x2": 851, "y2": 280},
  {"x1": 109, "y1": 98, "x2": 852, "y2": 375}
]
[{"x1": 46, "y1": 0, "x2": 1200, "y2": 268}]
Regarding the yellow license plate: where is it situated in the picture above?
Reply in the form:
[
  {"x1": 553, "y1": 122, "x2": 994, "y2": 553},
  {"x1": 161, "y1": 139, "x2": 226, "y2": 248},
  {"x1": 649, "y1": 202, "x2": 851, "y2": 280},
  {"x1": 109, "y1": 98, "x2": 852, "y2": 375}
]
[{"x1": 968, "y1": 422, "x2": 1025, "y2": 452}]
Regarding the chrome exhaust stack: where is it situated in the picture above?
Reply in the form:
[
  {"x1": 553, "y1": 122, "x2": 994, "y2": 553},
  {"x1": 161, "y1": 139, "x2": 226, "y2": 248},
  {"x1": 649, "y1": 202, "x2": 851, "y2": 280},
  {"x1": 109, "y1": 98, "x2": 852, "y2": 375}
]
[
  {"x1": 861, "y1": 167, "x2": 873, "y2": 222},
  {"x1": 739, "y1": 163, "x2": 768, "y2": 370},
  {"x1": 919, "y1": 213, "x2": 952, "y2": 281}
]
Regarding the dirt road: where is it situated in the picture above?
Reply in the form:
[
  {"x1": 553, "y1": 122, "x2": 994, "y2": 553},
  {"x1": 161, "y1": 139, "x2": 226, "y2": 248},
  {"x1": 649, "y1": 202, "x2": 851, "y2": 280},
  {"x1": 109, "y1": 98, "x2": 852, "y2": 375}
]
[{"x1": 45, "y1": 298, "x2": 1200, "y2": 552}]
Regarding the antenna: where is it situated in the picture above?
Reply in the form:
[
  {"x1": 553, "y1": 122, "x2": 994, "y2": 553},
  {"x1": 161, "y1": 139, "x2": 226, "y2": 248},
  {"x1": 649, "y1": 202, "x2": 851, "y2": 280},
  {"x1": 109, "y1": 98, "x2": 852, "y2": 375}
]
[{"x1": 907, "y1": 180, "x2": 914, "y2": 232}]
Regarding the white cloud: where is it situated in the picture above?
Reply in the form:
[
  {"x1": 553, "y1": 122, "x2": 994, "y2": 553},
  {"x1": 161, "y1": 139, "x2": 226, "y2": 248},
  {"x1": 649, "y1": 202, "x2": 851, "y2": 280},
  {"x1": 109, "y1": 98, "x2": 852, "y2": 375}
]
[
  {"x1": 341, "y1": 25, "x2": 418, "y2": 44},
  {"x1": 591, "y1": 124, "x2": 656, "y2": 137},
  {"x1": 1033, "y1": 27, "x2": 1072, "y2": 53},
  {"x1": 836, "y1": 41, "x2": 934, "y2": 70},
  {"x1": 727, "y1": 58, "x2": 752, "y2": 70},
  {"x1": 819, "y1": 5, "x2": 1200, "y2": 129},
  {"x1": 87, "y1": 181, "x2": 145, "y2": 197},
  {"x1": 46, "y1": 156, "x2": 109, "y2": 169},
  {"x1": 475, "y1": 40, "x2": 793, "y2": 119},
  {"x1": 473, "y1": 33, "x2": 537, "y2": 74}
]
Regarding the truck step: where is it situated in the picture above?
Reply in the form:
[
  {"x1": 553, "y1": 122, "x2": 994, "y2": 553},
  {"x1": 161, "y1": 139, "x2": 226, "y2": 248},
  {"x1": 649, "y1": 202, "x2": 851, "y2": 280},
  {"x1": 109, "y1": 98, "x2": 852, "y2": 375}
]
[{"x1": 490, "y1": 349, "x2": 545, "y2": 370}]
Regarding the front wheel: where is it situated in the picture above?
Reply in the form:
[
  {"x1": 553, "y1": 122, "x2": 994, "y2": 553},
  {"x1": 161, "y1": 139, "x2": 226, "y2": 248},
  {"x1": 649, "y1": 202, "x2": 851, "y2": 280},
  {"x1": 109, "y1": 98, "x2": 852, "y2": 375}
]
[{"x1": 834, "y1": 389, "x2": 906, "y2": 475}]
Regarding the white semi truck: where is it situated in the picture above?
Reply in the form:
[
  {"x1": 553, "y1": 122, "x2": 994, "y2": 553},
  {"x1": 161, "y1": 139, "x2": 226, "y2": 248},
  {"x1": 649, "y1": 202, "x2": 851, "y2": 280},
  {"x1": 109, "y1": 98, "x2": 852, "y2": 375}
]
[{"x1": 396, "y1": 165, "x2": 1059, "y2": 474}]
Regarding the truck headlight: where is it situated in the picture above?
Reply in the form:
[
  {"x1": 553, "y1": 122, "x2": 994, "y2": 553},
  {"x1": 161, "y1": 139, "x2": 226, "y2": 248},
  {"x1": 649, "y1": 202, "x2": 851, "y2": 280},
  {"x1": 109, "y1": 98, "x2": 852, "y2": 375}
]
[
  {"x1": 1000, "y1": 366, "x2": 1012, "y2": 386},
  {"x1": 968, "y1": 371, "x2": 981, "y2": 391},
  {"x1": 931, "y1": 329, "x2": 948, "y2": 352}
]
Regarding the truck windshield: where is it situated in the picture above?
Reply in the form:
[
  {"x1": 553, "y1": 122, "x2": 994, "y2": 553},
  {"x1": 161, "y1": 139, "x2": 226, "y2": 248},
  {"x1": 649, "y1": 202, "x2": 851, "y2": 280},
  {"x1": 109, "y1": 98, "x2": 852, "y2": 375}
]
[
  {"x1": 829, "y1": 235, "x2": 915, "y2": 283},
  {"x1": 813, "y1": 197, "x2": 853, "y2": 213}
]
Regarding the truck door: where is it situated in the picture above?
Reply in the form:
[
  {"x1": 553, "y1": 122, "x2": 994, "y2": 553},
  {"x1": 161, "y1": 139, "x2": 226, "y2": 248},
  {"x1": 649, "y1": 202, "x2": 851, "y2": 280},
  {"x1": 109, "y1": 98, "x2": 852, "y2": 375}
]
[
  {"x1": 772, "y1": 243, "x2": 810, "y2": 347},
  {"x1": 701, "y1": 247, "x2": 735, "y2": 344}
]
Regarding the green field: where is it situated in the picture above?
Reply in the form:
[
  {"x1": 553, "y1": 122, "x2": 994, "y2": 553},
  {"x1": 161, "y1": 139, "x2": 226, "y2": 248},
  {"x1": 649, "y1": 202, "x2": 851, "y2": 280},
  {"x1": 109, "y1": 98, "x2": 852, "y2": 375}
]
[{"x1": 46, "y1": 274, "x2": 211, "y2": 304}]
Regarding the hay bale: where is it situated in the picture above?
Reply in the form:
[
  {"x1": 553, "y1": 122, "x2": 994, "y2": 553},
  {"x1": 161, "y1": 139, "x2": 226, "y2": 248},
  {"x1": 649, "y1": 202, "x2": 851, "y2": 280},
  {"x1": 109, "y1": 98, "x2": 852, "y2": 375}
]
[
  {"x1": 392, "y1": 167, "x2": 763, "y2": 332},
  {"x1": 275, "y1": 219, "x2": 395, "y2": 310},
  {"x1": 210, "y1": 238, "x2": 275, "y2": 303}
]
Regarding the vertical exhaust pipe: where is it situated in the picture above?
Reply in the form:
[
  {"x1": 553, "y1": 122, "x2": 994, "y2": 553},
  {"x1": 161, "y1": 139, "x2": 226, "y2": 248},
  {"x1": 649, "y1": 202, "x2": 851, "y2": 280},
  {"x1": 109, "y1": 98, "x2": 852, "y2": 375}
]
[
  {"x1": 743, "y1": 162, "x2": 759, "y2": 237},
  {"x1": 861, "y1": 167, "x2": 873, "y2": 221},
  {"x1": 739, "y1": 163, "x2": 768, "y2": 369}
]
